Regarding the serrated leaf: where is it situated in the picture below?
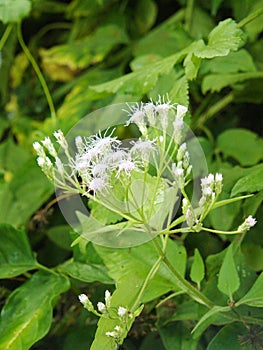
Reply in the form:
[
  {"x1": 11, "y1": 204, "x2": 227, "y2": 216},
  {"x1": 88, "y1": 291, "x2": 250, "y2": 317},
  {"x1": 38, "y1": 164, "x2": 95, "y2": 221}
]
[
  {"x1": 231, "y1": 165, "x2": 263, "y2": 196},
  {"x1": 0, "y1": 271, "x2": 70, "y2": 350},
  {"x1": 195, "y1": 19, "x2": 245, "y2": 58},
  {"x1": 237, "y1": 272, "x2": 263, "y2": 307},
  {"x1": 0, "y1": 224, "x2": 37, "y2": 278},
  {"x1": 90, "y1": 52, "x2": 181, "y2": 95},
  {"x1": 217, "y1": 129, "x2": 263, "y2": 167},
  {"x1": 169, "y1": 75, "x2": 189, "y2": 106},
  {"x1": 0, "y1": 0, "x2": 31, "y2": 23},
  {"x1": 190, "y1": 249, "x2": 205, "y2": 288},
  {"x1": 218, "y1": 245, "x2": 240, "y2": 300},
  {"x1": 202, "y1": 71, "x2": 263, "y2": 93},
  {"x1": 184, "y1": 52, "x2": 202, "y2": 80},
  {"x1": 201, "y1": 49, "x2": 256, "y2": 74}
]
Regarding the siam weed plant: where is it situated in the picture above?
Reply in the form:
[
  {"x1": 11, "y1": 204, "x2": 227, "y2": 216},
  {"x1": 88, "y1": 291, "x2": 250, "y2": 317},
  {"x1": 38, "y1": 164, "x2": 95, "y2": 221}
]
[{"x1": 34, "y1": 97, "x2": 257, "y2": 349}]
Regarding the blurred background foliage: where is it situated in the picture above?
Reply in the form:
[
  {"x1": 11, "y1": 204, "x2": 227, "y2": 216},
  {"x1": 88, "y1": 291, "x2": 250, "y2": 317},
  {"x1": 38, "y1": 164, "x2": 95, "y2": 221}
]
[{"x1": 0, "y1": 0, "x2": 263, "y2": 349}]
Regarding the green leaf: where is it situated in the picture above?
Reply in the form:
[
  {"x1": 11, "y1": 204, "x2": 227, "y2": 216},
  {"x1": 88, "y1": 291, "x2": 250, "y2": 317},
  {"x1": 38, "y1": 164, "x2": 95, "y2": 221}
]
[
  {"x1": 46, "y1": 225, "x2": 73, "y2": 251},
  {"x1": 88, "y1": 199, "x2": 122, "y2": 225},
  {"x1": 231, "y1": 164, "x2": 263, "y2": 196},
  {"x1": 0, "y1": 159, "x2": 53, "y2": 226},
  {"x1": 207, "y1": 323, "x2": 252, "y2": 350},
  {"x1": 190, "y1": 249, "x2": 205, "y2": 288},
  {"x1": 201, "y1": 49, "x2": 257, "y2": 74},
  {"x1": 158, "y1": 321, "x2": 200, "y2": 350},
  {"x1": 40, "y1": 24, "x2": 129, "y2": 73},
  {"x1": 195, "y1": 19, "x2": 246, "y2": 58},
  {"x1": 191, "y1": 306, "x2": 230, "y2": 337},
  {"x1": 169, "y1": 75, "x2": 189, "y2": 106},
  {"x1": 90, "y1": 52, "x2": 181, "y2": 95},
  {"x1": 218, "y1": 245, "x2": 240, "y2": 300},
  {"x1": 217, "y1": 129, "x2": 263, "y2": 167},
  {"x1": 90, "y1": 272, "x2": 144, "y2": 350},
  {"x1": 242, "y1": 243, "x2": 263, "y2": 271},
  {"x1": 0, "y1": 224, "x2": 37, "y2": 278},
  {"x1": 202, "y1": 71, "x2": 263, "y2": 93},
  {"x1": 94, "y1": 237, "x2": 187, "y2": 302},
  {"x1": 0, "y1": 138, "x2": 30, "y2": 173},
  {"x1": 0, "y1": 271, "x2": 70, "y2": 350},
  {"x1": 134, "y1": 0, "x2": 157, "y2": 34},
  {"x1": 134, "y1": 20, "x2": 192, "y2": 57},
  {"x1": 184, "y1": 52, "x2": 202, "y2": 80},
  {"x1": 237, "y1": 272, "x2": 263, "y2": 307},
  {"x1": 58, "y1": 260, "x2": 114, "y2": 284},
  {"x1": 0, "y1": 0, "x2": 31, "y2": 23}
]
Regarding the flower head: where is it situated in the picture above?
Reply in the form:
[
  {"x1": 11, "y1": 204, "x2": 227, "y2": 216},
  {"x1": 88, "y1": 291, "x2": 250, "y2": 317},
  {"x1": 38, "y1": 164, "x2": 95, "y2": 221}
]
[
  {"x1": 118, "y1": 306, "x2": 127, "y2": 317},
  {"x1": 176, "y1": 104, "x2": 188, "y2": 120},
  {"x1": 130, "y1": 139, "x2": 156, "y2": 163},
  {"x1": 116, "y1": 160, "x2": 135, "y2": 177},
  {"x1": 125, "y1": 103, "x2": 147, "y2": 136},
  {"x1": 54, "y1": 130, "x2": 68, "y2": 149},
  {"x1": 78, "y1": 293, "x2": 94, "y2": 312},
  {"x1": 41, "y1": 137, "x2": 57, "y2": 157},
  {"x1": 89, "y1": 177, "x2": 109, "y2": 194},
  {"x1": 238, "y1": 215, "x2": 257, "y2": 233},
  {"x1": 97, "y1": 301, "x2": 106, "y2": 313},
  {"x1": 33, "y1": 142, "x2": 46, "y2": 158}
]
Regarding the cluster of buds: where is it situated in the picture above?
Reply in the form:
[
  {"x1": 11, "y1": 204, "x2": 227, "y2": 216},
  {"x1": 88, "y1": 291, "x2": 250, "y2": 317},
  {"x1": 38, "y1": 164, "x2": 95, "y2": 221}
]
[
  {"x1": 238, "y1": 215, "x2": 257, "y2": 233},
  {"x1": 171, "y1": 142, "x2": 192, "y2": 189},
  {"x1": 125, "y1": 96, "x2": 187, "y2": 143},
  {"x1": 78, "y1": 290, "x2": 138, "y2": 344},
  {"x1": 199, "y1": 173, "x2": 223, "y2": 211},
  {"x1": 34, "y1": 128, "x2": 158, "y2": 196}
]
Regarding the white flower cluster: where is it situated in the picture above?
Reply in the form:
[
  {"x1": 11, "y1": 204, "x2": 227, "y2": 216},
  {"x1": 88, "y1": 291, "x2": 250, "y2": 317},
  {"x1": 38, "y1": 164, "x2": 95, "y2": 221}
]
[
  {"x1": 34, "y1": 129, "x2": 158, "y2": 195},
  {"x1": 181, "y1": 173, "x2": 224, "y2": 230},
  {"x1": 171, "y1": 142, "x2": 192, "y2": 189},
  {"x1": 125, "y1": 96, "x2": 187, "y2": 143},
  {"x1": 199, "y1": 173, "x2": 223, "y2": 208},
  {"x1": 78, "y1": 290, "x2": 130, "y2": 343},
  {"x1": 238, "y1": 215, "x2": 257, "y2": 233}
]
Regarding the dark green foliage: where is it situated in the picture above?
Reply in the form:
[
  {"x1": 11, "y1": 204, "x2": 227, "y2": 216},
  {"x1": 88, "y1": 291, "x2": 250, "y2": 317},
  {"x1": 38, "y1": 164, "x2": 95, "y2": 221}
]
[{"x1": 0, "y1": 1, "x2": 263, "y2": 349}]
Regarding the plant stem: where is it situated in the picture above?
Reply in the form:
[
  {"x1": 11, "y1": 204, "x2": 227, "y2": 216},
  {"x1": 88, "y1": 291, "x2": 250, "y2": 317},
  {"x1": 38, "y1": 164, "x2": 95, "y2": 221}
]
[
  {"x1": 0, "y1": 24, "x2": 14, "y2": 51},
  {"x1": 185, "y1": 0, "x2": 195, "y2": 32},
  {"x1": 156, "y1": 291, "x2": 185, "y2": 308},
  {"x1": 238, "y1": 8, "x2": 263, "y2": 28},
  {"x1": 130, "y1": 255, "x2": 163, "y2": 313},
  {"x1": 17, "y1": 21, "x2": 57, "y2": 125},
  {"x1": 202, "y1": 227, "x2": 240, "y2": 235},
  {"x1": 152, "y1": 238, "x2": 213, "y2": 308},
  {"x1": 195, "y1": 92, "x2": 234, "y2": 130},
  {"x1": 163, "y1": 254, "x2": 213, "y2": 307}
]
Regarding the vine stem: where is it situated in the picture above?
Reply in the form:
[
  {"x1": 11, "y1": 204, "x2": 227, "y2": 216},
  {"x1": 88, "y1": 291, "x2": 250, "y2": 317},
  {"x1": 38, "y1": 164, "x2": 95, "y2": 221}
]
[
  {"x1": 0, "y1": 23, "x2": 14, "y2": 51},
  {"x1": 238, "y1": 8, "x2": 263, "y2": 28},
  {"x1": 202, "y1": 227, "x2": 240, "y2": 235},
  {"x1": 16, "y1": 21, "x2": 57, "y2": 125},
  {"x1": 152, "y1": 238, "x2": 214, "y2": 308},
  {"x1": 195, "y1": 92, "x2": 234, "y2": 130},
  {"x1": 185, "y1": 0, "x2": 195, "y2": 32},
  {"x1": 130, "y1": 255, "x2": 163, "y2": 313}
]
